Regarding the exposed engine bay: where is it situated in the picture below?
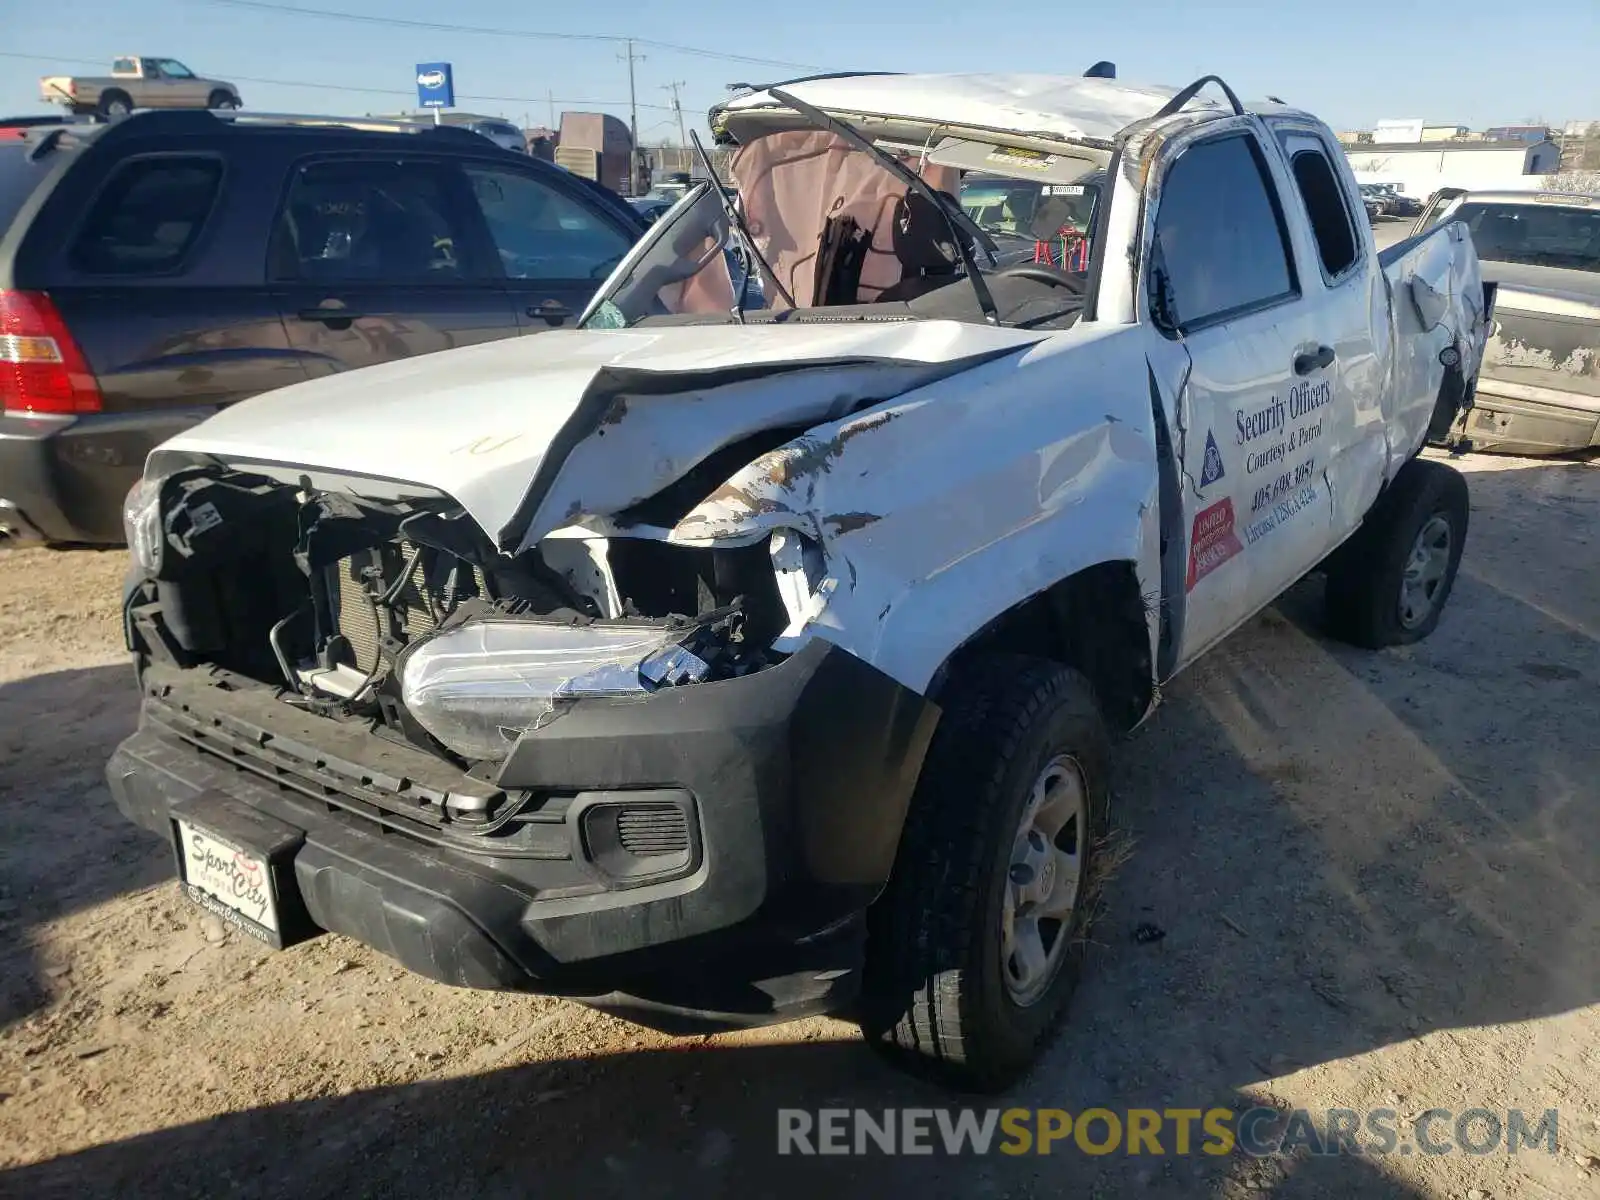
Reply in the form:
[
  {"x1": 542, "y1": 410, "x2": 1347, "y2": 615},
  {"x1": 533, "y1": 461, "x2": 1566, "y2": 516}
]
[{"x1": 126, "y1": 464, "x2": 796, "y2": 768}]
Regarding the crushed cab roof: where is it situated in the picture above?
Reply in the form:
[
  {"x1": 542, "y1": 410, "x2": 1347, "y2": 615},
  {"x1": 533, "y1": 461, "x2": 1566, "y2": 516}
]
[{"x1": 715, "y1": 72, "x2": 1229, "y2": 149}]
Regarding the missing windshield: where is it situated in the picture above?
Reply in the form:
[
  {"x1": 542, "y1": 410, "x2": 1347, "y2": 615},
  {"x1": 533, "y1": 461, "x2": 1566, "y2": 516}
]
[{"x1": 581, "y1": 98, "x2": 1099, "y2": 331}]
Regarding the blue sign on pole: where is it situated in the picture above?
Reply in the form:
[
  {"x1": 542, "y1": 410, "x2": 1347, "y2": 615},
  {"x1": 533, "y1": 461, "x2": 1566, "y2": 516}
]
[{"x1": 415, "y1": 62, "x2": 455, "y2": 109}]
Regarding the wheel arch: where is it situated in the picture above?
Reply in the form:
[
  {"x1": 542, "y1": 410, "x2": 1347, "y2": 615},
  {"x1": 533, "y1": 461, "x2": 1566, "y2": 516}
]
[{"x1": 927, "y1": 559, "x2": 1155, "y2": 734}]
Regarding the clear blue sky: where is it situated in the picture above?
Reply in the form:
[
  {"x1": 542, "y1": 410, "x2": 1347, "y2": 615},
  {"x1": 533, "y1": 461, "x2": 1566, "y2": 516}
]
[{"x1": 3, "y1": 0, "x2": 1596, "y2": 139}]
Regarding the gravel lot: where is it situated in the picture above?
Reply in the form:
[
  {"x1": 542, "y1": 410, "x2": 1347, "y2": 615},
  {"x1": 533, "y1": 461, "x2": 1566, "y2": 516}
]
[{"x1": 1, "y1": 447, "x2": 1597, "y2": 1200}]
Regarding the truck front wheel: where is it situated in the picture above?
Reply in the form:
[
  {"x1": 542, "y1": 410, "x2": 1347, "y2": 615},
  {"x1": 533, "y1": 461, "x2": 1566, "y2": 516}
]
[
  {"x1": 1324, "y1": 457, "x2": 1469, "y2": 648},
  {"x1": 207, "y1": 90, "x2": 239, "y2": 111},
  {"x1": 860, "y1": 656, "x2": 1109, "y2": 1092}
]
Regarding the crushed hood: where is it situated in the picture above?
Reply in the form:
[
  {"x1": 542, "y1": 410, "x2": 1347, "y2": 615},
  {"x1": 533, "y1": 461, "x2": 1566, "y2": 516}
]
[
  {"x1": 714, "y1": 72, "x2": 1220, "y2": 149},
  {"x1": 149, "y1": 320, "x2": 1048, "y2": 552}
]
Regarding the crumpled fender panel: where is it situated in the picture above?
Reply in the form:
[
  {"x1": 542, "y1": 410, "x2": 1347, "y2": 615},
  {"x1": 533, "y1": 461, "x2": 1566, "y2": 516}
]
[
  {"x1": 1380, "y1": 220, "x2": 1490, "y2": 477},
  {"x1": 668, "y1": 323, "x2": 1163, "y2": 695}
]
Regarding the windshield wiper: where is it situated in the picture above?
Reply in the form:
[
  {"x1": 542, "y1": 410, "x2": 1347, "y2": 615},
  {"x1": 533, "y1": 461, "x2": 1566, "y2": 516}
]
[
  {"x1": 688, "y1": 128, "x2": 795, "y2": 319},
  {"x1": 766, "y1": 86, "x2": 1003, "y2": 326}
]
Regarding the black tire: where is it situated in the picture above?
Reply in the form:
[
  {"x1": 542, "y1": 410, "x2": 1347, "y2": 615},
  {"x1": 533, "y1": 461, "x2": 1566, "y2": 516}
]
[
  {"x1": 207, "y1": 90, "x2": 239, "y2": 111},
  {"x1": 1324, "y1": 457, "x2": 1468, "y2": 648},
  {"x1": 98, "y1": 90, "x2": 132, "y2": 119},
  {"x1": 860, "y1": 656, "x2": 1110, "y2": 1092}
]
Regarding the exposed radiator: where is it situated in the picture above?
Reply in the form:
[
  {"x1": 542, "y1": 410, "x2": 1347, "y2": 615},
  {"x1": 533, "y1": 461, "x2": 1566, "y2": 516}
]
[{"x1": 330, "y1": 542, "x2": 487, "y2": 673}]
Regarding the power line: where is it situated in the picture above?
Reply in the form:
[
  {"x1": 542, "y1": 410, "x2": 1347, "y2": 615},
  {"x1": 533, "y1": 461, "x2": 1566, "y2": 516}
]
[
  {"x1": 0, "y1": 51, "x2": 676, "y2": 111},
  {"x1": 199, "y1": 0, "x2": 822, "y2": 70}
]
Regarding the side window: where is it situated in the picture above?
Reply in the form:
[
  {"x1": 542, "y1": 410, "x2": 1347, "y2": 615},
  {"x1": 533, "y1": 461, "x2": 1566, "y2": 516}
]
[
  {"x1": 1148, "y1": 133, "x2": 1297, "y2": 331},
  {"x1": 69, "y1": 156, "x2": 223, "y2": 276},
  {"x1": 270, "y1": 160, "x2": 475, "y2": 283},
  {"x1": 463, "y1": 165, "x2": 632, "y2": 282},
  {"x1": 1277, "y1": 136, "x2": 1359, "y2": 278}
]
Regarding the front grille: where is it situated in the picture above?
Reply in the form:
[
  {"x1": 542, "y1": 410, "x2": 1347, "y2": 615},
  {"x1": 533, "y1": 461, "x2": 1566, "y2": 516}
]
[
  {"x1": 138, "y1": 686, "x2": 571, "y2": 855},
  {"x1": 617, "y1": 805, "x2": 692, "y2": 856}
]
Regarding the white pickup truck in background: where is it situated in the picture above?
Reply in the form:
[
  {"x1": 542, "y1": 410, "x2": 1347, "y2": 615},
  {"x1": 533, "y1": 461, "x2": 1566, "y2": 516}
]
[
  {"x1": 39, "y1": 57, "x2": 242, "y2": 119},
  {"x1": 106, "y1": 69, "x2": 1492, "y2": 1091}
]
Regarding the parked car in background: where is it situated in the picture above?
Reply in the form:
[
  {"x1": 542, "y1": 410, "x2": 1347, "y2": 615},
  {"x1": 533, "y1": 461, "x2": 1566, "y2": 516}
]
[
  {"x1": 1413, "y1": 188, "x2": 1600, "y2": 453},
  {"x1": 375, "y1": 111, "x2": 529, "y2": 154},
  {"x1": 628, "y1": 195, "x2": 675, "y2": 224},
  {"x1": 1373, "y1": 183, "x2": 1421, "y2": 218},
  {"x1": 106, "y1": 69, "x2": 1491, "y2": 1093},
  {"x1": 0, "y1": 110, "x2": 645, "y2": 545},
  {"x1": 1359, "y1": 183, "x2": 1396, "y2": 217},
  {"x1": 38, "y1": 57, "x2": 241, "y2": 119}
]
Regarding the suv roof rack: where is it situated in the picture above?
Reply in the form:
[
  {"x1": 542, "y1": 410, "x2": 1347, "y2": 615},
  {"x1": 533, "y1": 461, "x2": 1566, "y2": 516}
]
[
  {"x1": 207, "y1": 110, "x2": 442, "y2": 132},
  {"x1": 97, "y1": 108, "x2": 494, "y2": 140}
]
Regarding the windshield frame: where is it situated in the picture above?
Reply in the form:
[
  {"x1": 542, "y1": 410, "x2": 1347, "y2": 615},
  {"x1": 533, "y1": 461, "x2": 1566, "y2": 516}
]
[{"x1": 579, "y1": 179, "x2": 736, "y2": 327}]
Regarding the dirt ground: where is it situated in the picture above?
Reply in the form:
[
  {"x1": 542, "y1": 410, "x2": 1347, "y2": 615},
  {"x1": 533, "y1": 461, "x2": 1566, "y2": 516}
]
[{"x1": 1, "y1": 450, "x2": 1597, "y2": 1200}]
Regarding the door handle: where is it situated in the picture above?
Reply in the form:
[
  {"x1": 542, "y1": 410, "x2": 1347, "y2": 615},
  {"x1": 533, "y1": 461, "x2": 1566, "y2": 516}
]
[
  {"x1": 297, "y1": 308, "x2": 365, "y2": 324},
  {"x1": 527, "y1": 302, "x2": 572, "y2": 327},
  {"x1": 1293, "y1": 345, "x2": 1336, "y2": 375}
]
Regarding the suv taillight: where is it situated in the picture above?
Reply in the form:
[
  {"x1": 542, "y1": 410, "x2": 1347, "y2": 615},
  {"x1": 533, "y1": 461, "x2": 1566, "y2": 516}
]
[{"x1": 0, "y1": 290, "x2": 102, "y2": 415}]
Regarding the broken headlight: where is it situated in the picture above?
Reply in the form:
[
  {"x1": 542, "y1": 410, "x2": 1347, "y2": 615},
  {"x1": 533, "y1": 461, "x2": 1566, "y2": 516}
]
[
  {"x1": 399, "y1": 619, "x2": 710, "y2": 762},
  {"x1": 123, "y1": 476, "x2": 164, "y2": 576}
]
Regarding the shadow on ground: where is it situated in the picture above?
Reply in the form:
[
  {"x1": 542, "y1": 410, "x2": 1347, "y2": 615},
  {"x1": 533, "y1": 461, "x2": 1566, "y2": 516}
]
[
  {"x1": 5, "y1": 1039, "x2": 1436, "y2": 1200},
  {"x1": 4, "y1": 457, "x2": 1596, "y2": 1199},
  {"x1": 0, "y1": 666, "x2": 159, "y2": 1028}
]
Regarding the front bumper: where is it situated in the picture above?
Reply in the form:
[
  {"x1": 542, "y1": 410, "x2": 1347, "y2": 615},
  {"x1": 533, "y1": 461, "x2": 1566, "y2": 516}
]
[{"x1": 106, "y1": 641, "x2": 939, "y2": 1027}]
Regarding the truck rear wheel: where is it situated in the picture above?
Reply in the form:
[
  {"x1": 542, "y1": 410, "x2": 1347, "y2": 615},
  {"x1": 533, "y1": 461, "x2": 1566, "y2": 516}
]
[
  {"x1": 98, "y1": 90, "x2": 132, "y2": 119},
  {"x1": 860, "y1": 656, "x2": 1109, "y2": 1092},
  {"x1": 1324, "y1": 457, "x2": 1468, "y2": 648}
]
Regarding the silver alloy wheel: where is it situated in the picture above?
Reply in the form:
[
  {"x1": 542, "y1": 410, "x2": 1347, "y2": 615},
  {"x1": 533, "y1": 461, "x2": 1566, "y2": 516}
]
[
  {"x1": 1399, "y1": 514, "x2": 1452, "y2": 629},
  {"x1": 1000, "y1": 754, "x2": 1088, "y2": 1007},
  {"x1": 215, "y1": 97, "x2": 238, "y2": 110},
  {"x1": 105, "y1": 97, "x2": 131, "y2": 117}
]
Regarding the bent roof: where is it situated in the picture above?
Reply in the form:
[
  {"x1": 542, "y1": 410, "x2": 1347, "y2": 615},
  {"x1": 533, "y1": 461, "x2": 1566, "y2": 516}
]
[{"x1": 716, "y1": 72, "x2": 1228, "y2": 148}]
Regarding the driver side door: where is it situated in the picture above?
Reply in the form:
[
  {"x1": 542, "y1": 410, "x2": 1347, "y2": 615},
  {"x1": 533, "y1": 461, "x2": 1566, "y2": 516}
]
[{"x1": 459, "y1": 162, "x2": 640, "y2": 333}]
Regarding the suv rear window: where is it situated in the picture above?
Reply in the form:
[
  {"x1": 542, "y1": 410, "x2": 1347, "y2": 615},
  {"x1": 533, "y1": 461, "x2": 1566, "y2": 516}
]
[
  {"x1": 69, "y1": 156, "x2": 223, "y2": 275},
  {"x1": 1454, "y1": 201, "x2": 1600, "y2": 272}
]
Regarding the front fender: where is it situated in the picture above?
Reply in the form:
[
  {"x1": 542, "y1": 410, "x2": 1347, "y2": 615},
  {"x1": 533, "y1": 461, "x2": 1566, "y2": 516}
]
[{"x1": 671, "y1": 324, "x2": 1165, "y2": 695}]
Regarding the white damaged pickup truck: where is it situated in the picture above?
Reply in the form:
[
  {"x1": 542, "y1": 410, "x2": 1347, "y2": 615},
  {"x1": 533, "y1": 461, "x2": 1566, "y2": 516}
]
[{"x1": 107, "y1": 70, "x2": 1492, "y2": 1090}]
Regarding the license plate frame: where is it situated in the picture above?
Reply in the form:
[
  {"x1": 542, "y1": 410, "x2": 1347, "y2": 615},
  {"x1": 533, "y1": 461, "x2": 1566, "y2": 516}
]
[{"x1": 170, "y1": 793, "x2": 311, "y2": 950}]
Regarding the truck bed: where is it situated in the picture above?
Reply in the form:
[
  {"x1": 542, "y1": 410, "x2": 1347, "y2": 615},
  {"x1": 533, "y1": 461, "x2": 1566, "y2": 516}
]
[{"x1": 1375, "y1": 220, "x2": 1490, "y2": 471}]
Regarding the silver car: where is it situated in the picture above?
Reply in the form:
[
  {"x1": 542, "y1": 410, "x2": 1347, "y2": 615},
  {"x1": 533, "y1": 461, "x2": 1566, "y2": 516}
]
[{"x1": 1414, "y1": 188, "x2": 1600, "y2": 453}]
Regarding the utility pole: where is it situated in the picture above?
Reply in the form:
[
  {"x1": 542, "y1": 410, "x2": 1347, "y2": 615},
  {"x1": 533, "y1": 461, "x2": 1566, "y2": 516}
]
[
  {"x1": 546, "y1": 89, "x2": 555, "y2": 130},
  {"x1": 663, "y1": 80, "x2": 688, "y2": 149},
  {"x1": 618, "y1": 38, "x2": 645, "y2": 194}
]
